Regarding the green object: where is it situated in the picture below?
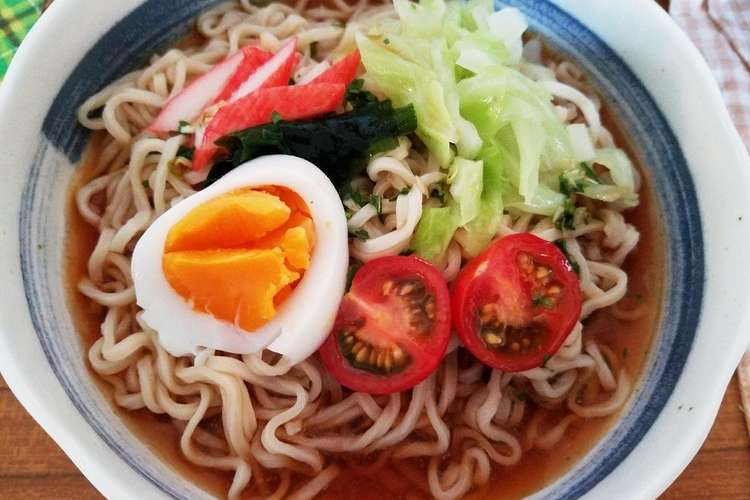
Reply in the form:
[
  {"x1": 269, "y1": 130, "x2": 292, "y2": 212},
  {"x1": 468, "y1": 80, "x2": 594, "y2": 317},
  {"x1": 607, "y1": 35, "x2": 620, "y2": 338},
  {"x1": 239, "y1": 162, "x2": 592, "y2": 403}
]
[
  {"x1": 459, "y1": 144, "x2": 511, "y2": 256},
  {"x1": 0, "y1": 0, "x2": 44, "y2": 78},
  {"x1": 411, "y1": 205, "x2": 460, "y2": 264},
  {"x1": 448, "y1": 157, "x2": 483, "y2": 225},
  {"x1": 356, "y1": 33, "x2": 457, "y2": 167},
  {"x1": 212, "y1": 81, "x2": 417, "y2": 188}
]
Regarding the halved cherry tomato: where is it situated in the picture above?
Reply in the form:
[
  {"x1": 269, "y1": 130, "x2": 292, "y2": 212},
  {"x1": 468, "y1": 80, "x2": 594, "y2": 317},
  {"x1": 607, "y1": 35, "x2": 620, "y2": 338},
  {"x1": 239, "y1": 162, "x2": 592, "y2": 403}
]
[
  {"x1": 452, "y1": 233, "x2": 582, "y2": 372},
  {"x1": 319, "y1": 256, "x2": 451, "y2": 394}
]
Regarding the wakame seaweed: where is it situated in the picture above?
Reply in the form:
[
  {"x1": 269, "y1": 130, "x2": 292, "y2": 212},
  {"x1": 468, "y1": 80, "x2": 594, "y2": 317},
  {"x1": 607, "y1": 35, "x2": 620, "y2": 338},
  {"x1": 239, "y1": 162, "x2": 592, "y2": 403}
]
[{"x1": 207, "y1": 80, "x2": 417, "y2": 187}]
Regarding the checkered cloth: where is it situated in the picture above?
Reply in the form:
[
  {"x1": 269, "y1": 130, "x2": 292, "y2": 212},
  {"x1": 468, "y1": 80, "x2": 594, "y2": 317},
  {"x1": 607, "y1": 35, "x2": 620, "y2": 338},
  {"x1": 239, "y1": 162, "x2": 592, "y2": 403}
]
[
  {"x1": 0, "y1": 0, "x2": 43, "y2": 78},
  {"x1": 671, "y1": 0, "x2": 750, "y2": 434},
  {"x1": 671, "y1": 0, "x2": 750, "y2": 148}
]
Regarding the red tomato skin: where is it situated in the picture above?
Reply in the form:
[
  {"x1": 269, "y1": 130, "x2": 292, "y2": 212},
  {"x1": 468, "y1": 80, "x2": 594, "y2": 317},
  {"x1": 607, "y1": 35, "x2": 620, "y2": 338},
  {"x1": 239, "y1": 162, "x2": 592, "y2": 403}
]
[
  {"x1": 310, "y1": 50, "x2": 361, "y2": 85},
  {"x1": 192, "y1": 82, "x2": 346, "y2": 170},
  {"x1": 319, "y1": 256, "x2": 451, "y2": 395},
  {"x1": 451, "y1": 233, "x2": 582, "y2": 372}
]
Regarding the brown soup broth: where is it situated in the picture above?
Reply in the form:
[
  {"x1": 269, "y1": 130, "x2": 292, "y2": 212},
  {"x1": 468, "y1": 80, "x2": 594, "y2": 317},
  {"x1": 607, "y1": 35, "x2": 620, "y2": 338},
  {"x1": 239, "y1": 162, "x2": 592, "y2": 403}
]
[{"x1": 64, "y1": 39, "x2": 664, "y2": 500}]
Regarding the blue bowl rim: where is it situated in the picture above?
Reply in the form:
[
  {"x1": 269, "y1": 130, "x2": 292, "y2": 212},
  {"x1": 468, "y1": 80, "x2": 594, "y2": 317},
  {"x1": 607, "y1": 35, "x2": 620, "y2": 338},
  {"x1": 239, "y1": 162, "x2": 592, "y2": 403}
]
[{"x1": 18, "y1": 0, "x2": 704, "y2": 498}]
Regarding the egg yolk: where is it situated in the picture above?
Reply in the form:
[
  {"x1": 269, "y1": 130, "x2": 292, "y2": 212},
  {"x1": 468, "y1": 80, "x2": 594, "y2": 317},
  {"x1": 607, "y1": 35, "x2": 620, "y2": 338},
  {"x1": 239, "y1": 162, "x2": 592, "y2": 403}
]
[{"x1": 162, "y1": 186, "x2": 315, "y2": 331}]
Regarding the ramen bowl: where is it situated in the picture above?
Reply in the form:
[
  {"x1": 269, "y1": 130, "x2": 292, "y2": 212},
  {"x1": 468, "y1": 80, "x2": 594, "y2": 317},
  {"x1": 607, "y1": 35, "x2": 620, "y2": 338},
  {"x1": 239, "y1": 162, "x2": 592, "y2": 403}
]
[{"x1": 1, "y1": 0, "x2": 749, "y2": 498}]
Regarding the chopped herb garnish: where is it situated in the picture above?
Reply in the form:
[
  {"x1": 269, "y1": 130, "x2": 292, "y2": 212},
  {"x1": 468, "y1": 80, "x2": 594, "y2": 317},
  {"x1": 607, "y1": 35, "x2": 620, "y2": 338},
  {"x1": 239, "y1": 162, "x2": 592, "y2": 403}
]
[
  {"x1": 177, "y1": 120, "x2": 190, "y2": 133},
  {"x1": 309, "y1": 41, "x2": 318, "y2": 59},
  {"x1": 541, "y1": 354, "x2": 551, "y2": 367},
  {"x1": 142, "y1": 179, "x2": 150, "y2": 189},
  {"x1": 348, "y1": 189, "x2": 368, "y2": 207},
  {"x1": 271, "y1": 111, "x2": 282, "y2": 124},
  {"x1": 383, "y1": 38, "x2": 390, "y2": 45},
  {"x1": 350, "y1": 229, "x2": 370, "y2": 241},
  {"x1": 554, "y1": 240, "x2": 581, "y2": 274},
  {"x1": 555, "y1": 169, "x2": 589, "y2": 232},
  {"x1": 370, "y1": 194, "x2": 382, "y2": 214},
  {"x1": 570, "y1": 259, "x2": 581, "y2": 275},
  {"x1": 555, "y1": 198, "x2": 577, "y2": 231},
  {"x1": 532, "y1": 293, "x2": 553, "y2": 309},
  {"x1": 389, "y1": 187, "x2": 411, "y2": 201},
  {"x1": 346, "y1": 262, "x2": 362, "y2": 291},
  {"x1": 559, "y1": 174, "x2": 584, "y2": 197},
  {"x1": 430, "y1": 183, "x2": 447, "y2": 204}
]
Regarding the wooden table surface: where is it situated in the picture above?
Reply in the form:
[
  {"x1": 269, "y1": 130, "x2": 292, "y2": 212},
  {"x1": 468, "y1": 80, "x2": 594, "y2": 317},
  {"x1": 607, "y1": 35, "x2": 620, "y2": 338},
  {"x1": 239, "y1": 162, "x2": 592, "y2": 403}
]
[{"x1": 1, "y1": 372, "x2": 748, "y2": 499}]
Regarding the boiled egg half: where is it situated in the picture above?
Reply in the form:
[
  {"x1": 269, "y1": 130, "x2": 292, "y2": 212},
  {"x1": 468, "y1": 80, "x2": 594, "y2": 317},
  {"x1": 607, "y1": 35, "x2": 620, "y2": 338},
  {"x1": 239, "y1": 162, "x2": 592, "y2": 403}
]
[{"x1": 131, "y1": 155, "x2": 349, "y2": 364}]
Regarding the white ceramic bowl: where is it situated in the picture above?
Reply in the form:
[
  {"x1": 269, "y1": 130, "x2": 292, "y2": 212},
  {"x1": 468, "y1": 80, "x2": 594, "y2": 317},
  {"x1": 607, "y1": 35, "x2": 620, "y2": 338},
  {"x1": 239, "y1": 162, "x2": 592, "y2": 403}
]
[{"x1": 1, "y1": 0, "x2": 749, "y2": 498}]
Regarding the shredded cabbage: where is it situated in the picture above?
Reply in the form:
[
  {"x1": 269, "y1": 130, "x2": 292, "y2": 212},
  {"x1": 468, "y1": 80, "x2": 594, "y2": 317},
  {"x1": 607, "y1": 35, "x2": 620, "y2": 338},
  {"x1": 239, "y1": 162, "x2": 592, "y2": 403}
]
[
  {"x1": 359, "y1": 0, "x2": 638, "y2": 262},
  {"x1": 356, "y1": 34, "x2": 456, "y2": 167},
  {"x1": 412, "y1": 205, "x2": 460, "y2": 263},
  {"x1": 459, "y1": 144, "x2": 511, "y2": 255},
  {"x1": 448, "y1": 157, "x2": 484, "y2": 225}
]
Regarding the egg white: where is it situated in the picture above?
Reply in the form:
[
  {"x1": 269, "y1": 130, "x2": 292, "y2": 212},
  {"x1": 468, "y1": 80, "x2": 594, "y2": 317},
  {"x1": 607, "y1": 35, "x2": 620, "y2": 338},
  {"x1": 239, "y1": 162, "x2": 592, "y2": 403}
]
[{"x1": 131, "y1": 155, "x2": 349, "y2": 364}]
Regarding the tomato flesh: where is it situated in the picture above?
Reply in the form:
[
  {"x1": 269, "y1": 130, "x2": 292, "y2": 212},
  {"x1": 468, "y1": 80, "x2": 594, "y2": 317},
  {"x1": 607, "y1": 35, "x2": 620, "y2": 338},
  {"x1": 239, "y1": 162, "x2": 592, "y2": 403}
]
[
  {"x1": 319, "y1": 256, "x2": 451, "y2": 394},
  {"x1": 452, "y1": 233, "x2": 582, "y2": 372}
]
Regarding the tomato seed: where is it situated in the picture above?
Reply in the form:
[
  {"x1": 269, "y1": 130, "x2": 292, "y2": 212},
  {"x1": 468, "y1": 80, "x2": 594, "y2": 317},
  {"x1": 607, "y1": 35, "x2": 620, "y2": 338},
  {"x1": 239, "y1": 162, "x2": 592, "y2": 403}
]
[
  {"x1": 518, "y1": 253, "x2": 534, "y2": 272},
  {"x1": 392, "y1": 346, "x2": 404, "y2": 361},
  {"x1": 484, "y1": 332, "x2": 505, "y2": 346},
  {"x1": 338, "y1": 329, "x2": 410, "y2": 375},
  {"x1": 536, "y1": 266, "x2": 550, "y2": 279},
  {"x1": 384, "y1": 353, "x2": 393, "y2": 371},
  {"x1": 356, "y1": 347, "x2": 369, "y2": 363}
]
